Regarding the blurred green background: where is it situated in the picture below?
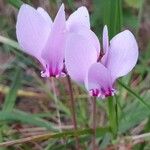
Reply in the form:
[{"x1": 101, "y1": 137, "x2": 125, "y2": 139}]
[{"x1": 0, "y1": 0, "x2": 150, "y2": 149}]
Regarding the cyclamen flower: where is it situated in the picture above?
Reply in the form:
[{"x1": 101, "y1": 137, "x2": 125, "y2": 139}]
[
  {"x1": 65, "y1": 25, "x2": 138, "y2": 98},
  {"x1": 16, "y1": 4, "x2": 99, "y2": 78}
]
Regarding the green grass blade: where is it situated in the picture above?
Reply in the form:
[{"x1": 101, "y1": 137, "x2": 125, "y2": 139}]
[
  {"x1": 100, "y1": 0, "x2": 122, "y2": 38},
  {"x1": 118, "y1": 80, "x2": 150, "y2": 110},
  {"x1": 0, "y1": 36, "x2": 38, "y2": 68},
  {"x1": 2, "y1": 68, "x2": 22, "y2": 112},
  {"x1": 107, "y1": 97, "x2": 117, "y2": 136},
  {"x1": 0, "y1": 36, "x2": 20, "y2": 50},
  {"x1": 0, "y1": 110, "x2": 56, "y2": 130}
]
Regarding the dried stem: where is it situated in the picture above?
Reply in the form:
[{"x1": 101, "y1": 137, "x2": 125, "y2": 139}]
[
  {"x1": 0, "y1": 127, "x2": 109, "y2": 147},
  {"x1": 66, "y1": 75, "x2": 80, "y2": 149},
  {"x1": 1, "y1": 127, "x2": 149, "y2": 148},
  {"x1": 0, "y1": 85, "x2": 46, "y2": 99},
  {"x1": 0, "y1": 85, "x2": 90, "y2": 100},
  {"x1": 92, "y1": 97, "x2": 97, "y2": 150}
]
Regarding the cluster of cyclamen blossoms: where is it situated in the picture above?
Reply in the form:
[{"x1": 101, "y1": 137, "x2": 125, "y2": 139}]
[{"x1": 16, "y1": 4, "x2": 138, "y2": 99}]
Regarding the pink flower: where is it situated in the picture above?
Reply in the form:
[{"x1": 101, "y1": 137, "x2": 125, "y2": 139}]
[
  {"x1": 16, "y1": 4, "x2": 99, "y2": 78},
  {"x1": 65, "y1": 25, "x2": 139, "y2": 99}
]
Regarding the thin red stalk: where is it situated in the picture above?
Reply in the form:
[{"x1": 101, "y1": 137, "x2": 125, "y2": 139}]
[
  {"x1": 66, "y1": 75, "x2": 80, "y2": 149},
  {"x1": 92, "y1": 97, "x2": 97, "y2": 150}
]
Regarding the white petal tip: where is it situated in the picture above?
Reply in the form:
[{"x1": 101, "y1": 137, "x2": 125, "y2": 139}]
[
  {"x1": 41, "y1": 71, "x2": 49, "y2": 78},
  {"x1": 20, "y1": 4, "x2": 31, "y2": 10},
  {"x1": 103, "y1": 25, "x2": 108, "y2": 32},
  {"x1": 60, "y1": 3, "x2": 65, "y2": 9}
]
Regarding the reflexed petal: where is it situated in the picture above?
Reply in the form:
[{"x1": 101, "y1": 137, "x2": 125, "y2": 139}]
[
  {"x1": 101, "y1": 25, "x2": 109, "y2": 65},
  {"x1": 103, "y1": 25, "x2": 109, "y2": 53},
  {"x1": 86, "y1": 29, "x2": 100, "y2": 55},
  {"x1": 67, "y1": 6, "x2": 90, "y2": 30},
  {"x1": 41, "y1": 4, "x2": 66, "y2": 77},
  {"x1": 85, "y1": 63, "x2": 114, "y2": 98},
  {"x1": 16, "y1": 4, "x2": 51, "y2": 65},
  {"x1": 65, "y1": 33, "x2": 97, "y2": 84},
  {"x1": 70, "y1": 26, "x2": 100, "y2": 54},
  {"x1": 106, "y1": 30, "x2": 139, "y2": 82},
  {"x1": 37, "y1": 7, "x2": 53, "y2": 25}
]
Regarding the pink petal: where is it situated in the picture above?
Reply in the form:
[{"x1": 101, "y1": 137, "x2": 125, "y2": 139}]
[
  {"x1": 37, "y1": 7, "x2": 53, "y2": 25},
  {"x1": 65, "y1": 33, "x2": 97, "y2": 84},
  {"x1": 41, "y1": 4, "x2": 66, "y2": 77},
  {"x1": 86, "y1": 29, "x2": 100, "y2": 55},
  {"x1": 103, "y1": 25, "x2": 109, "y2": 54},
  {"x1": 67, "y1": 6, "x2": 100, "y2": 54},
  {"x1": 85, "y1": 63, "x2": 115, "y2": 98},
  {"x1": 106, "y1": 30, "x2": 139, "y2": 82},
  {"x1": 69, "y1": 26, "x2": 100, "y2": 55},
  {"x1": 101, "y1": 25, "x2": 109, "y2": 65},
  {"x1": 67, "y1": 6, "x2": 90, "y2": 30},
  {"x1": 16, "y1": 4, "x2": 51, "y2": 65}
]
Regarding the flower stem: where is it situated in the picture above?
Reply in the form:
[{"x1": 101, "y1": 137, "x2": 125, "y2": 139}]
[
  {"x1": 92, "y1": 97, "x2": 97, "y2": 150},
  {"x1": 51, "y1": 78, "x2": 62, "y2": 132},
  {"x1": 50, "y1": 78, "x2": 64, "y2": 144},
  {"x1": 107, "y1": 96, "x2": 117, "y2": 137},
  {"x1": 66, "y1": 75, "x2": 80, "y2": 149}
]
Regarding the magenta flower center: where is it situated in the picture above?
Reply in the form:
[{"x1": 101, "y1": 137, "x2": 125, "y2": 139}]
[
  {"x1": 49, "y1": 66, "x2": 59, "y2": 77},
  {"x1": 41, "y1": 64, "x2": 66, "y2": 78},
  {"x1": 89, "y1": 87, "x2": 116, "y2": 99}
]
